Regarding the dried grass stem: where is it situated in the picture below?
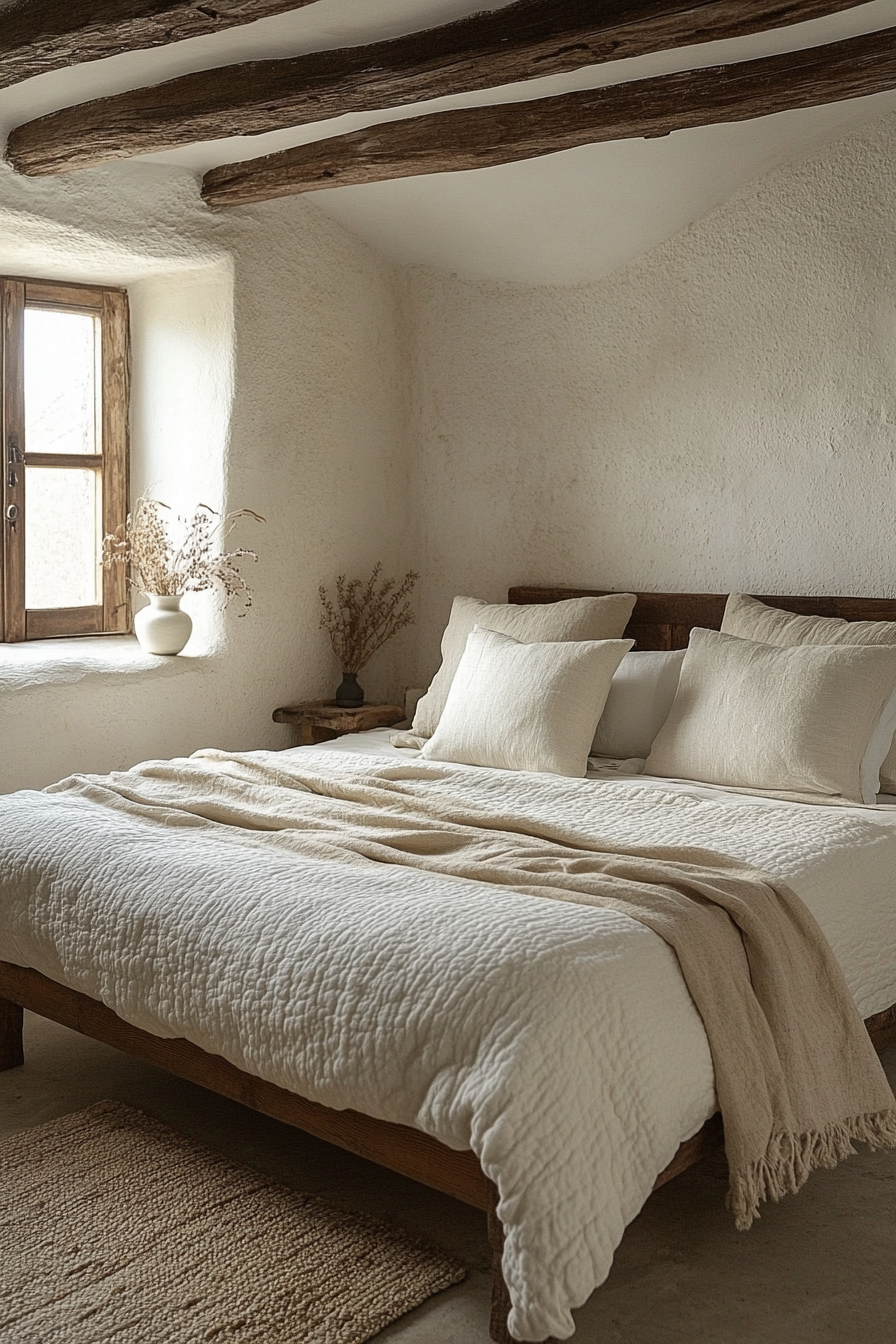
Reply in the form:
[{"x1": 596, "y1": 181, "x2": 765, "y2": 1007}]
[
  {"x1": 102, "y1": 497, "x2": 264, "y2": 613},
  {"x1": 319, "y1": 563, "x2": 418, "y2": 673}
]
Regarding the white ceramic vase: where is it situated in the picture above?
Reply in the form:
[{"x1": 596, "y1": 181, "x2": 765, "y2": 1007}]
[{"x1": 134, "y1": 594, "x2": 192, "y2": 655}]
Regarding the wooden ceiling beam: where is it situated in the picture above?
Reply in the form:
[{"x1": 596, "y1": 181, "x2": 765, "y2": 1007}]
[
  {"x1": 199, "y1": 26, "x2": 896, "y2": 206},
  {"x1": 7, "y1": 0, "x2": 866, "y2": 176},
  {"x1": 0, "y1": 1, "x2": 322, "y2": 92}
]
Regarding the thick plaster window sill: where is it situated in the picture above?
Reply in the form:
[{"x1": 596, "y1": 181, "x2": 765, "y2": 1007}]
[{"x1": 0, "y1": 636, "x2": 205, "y2": 691}]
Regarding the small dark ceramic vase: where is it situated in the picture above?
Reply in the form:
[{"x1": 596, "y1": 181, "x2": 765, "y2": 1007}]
[{"x1": 335, "y1": 672, "x2": 364, "y2": 708}]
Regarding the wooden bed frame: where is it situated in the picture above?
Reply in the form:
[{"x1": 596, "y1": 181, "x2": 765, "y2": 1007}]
[{"x1": 3, "y1": 587, "x2": 896, "y2": 1344}]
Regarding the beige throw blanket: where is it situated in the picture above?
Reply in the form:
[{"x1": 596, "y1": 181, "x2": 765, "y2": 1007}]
[{"x1": 50, "y1": 752, "x2": 896, "y2": 1229}]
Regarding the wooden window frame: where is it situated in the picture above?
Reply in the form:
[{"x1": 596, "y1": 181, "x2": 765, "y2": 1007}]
[{"x1": 0, "y1": 276, "x2": 130, "y2": 642}]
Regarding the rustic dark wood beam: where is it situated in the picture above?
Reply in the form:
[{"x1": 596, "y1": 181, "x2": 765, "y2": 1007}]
[
  {"x1": 200, "y1": 25, "x2": 896, "y2": 206},
  {"x1": 0, "y1": 0, "x2": 322, "y2": 92},
  {"x1": 7, "y1": 0, "x2": 866, "y2": 176}
]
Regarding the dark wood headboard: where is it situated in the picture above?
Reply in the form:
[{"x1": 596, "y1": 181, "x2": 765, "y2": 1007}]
[{"x1": 508, "y1": 587, "x2": 896, "y2": 651}]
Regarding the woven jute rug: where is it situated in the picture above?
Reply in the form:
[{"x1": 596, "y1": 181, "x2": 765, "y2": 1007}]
[{"x1": 0, "y1": 1100, "x2": 466, "y2": 1343}]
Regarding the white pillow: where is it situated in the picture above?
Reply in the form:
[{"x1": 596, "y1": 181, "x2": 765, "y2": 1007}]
[
  {"x1": 721, "y1": 591, "x2": 896, "y2": 648},
  {"x1": 412, "y1": 592, "x2": 636, "y2": 740},
  {"x1": 592, "y1": 649, "x2": 686, "y2": 760},
  {"x1": 722, "y1": 592, "x2": 896, "y2": 792},
  {"x1": 421, "y1": 627, "x2": 633, "y2": 777},
  {"x1": 645, "y1": 628, "x2": 896, "y2": 804}
]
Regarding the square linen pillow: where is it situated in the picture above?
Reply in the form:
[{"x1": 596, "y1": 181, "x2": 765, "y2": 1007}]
[
  {"x1": 721, "y1": 591, "x2": 896, "y2": 648},
  {"x1": 645, "y1": 628, "x2": 896, "y2": 804},
  {"x1": 592, "y1": 648, "x2": 686, "y2": 760},
  {"x1": 411, "y1": 592, "x2": 636, "y2": 740},
  {"x1": 722, "y1": 592, "x2": 896, "y2": 793},
  {"x1": 421, "y1": 627, "x2": 633, "y2": 777}
]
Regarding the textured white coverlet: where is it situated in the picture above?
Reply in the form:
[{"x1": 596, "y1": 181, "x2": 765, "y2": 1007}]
[{"x1": 1, "y1": 743, "x2": 895, "y2": 1340}]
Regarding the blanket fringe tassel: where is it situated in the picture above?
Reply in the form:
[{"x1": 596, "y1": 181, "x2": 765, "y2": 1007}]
[{"x1": 728, "y1": 1107, "x2": 896, "y2": 1231}]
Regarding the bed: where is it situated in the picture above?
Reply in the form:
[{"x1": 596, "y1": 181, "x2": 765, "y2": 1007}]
[{"x1": 2, "y1": 587, "x2": 896, "y2": 1344}]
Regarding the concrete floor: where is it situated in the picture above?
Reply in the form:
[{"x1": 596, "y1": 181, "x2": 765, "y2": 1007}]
[{"x1": 1, "y1": 1014, "x2": 894, "y2": 1343}]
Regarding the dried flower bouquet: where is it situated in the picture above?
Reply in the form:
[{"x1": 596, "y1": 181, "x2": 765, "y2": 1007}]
[
  {"x1": 102, "y1": 497, "x2": 264, "y2": 612},
  {"x1": 319, "y1": 563, "x2": 418, "y2": 706}
]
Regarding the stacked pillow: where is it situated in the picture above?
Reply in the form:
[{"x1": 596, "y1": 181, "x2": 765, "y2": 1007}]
[
  {"x1": 646, "y1": 621, "x2": 896, "y2": 805},
  {"x1": 591, "y1": 595, "x2": 896, "y2": 801},
  {"x1": 404, "y1": 592, "x2": 636, "y2": 776},
  {"x1": 720, "y1": 593, "x2": 896, "y2": 793},
  {"x1": 410, "y1": 592, "x2": 636, "y2": 741},
  {"x1": 402, "y1": 588, "x2": 896, "y2": 801}
]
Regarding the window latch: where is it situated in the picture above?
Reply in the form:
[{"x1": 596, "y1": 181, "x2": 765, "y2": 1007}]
[
  {"x1": 5, "y1": 503, "x2": 19, "y2": 524},
  {"x1": 6, "y1": 432, "x2": 22, "y2": 490}
]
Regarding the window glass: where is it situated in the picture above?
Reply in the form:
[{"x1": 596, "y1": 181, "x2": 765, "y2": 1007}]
[
  {"x1": 24, "y1": 308, "x2": 100, "y2": 456},
  {"x1": 24, "y1": 467, "x2": 101, "y2": 609}
]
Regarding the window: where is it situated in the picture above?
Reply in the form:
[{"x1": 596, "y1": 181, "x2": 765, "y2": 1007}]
[{"x1": 0, "y1": 276, "x2": 130, "y2": 642}]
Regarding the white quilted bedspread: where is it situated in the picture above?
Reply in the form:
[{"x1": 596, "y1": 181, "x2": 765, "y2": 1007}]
[{"x1": 1, "y1": 739, "x2": 895, "y2": 1341}]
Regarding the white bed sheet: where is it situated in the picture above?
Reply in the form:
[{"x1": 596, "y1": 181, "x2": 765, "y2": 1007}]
[{"x1": 1, "y1": 734, "x2": 894, "y2": 1341}]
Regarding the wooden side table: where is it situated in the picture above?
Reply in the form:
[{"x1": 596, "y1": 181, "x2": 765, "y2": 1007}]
[{"x1": 272, "y1": 700, "x2": 405, "y2": 747}]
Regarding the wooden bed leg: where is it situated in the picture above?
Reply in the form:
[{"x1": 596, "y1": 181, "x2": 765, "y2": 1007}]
[
  {"x1": 0, "y1": 997, "x2": 24, "y2": 1071},
  {"x1": 487, "y1": 1191, "x2": 515, "y2": 1344},
  {"x1": 487, "y1": 1184, "x2": 559, "y2": 1344}
]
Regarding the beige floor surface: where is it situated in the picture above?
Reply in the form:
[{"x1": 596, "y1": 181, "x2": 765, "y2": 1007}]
[{"x1": 1, "y1": 1013, "x2": 894, "y2": 1343}]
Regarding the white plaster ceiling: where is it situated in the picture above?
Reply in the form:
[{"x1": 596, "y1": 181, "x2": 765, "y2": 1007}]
[{"x1": 1, "y1": 0, "x2": 896, "y2": 284}]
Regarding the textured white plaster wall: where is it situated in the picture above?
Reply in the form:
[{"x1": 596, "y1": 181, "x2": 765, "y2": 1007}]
[
  {"x1": 403, "y1": 115, "x2": 896, "y2": 687},
  {"x1": 5, "y1": 112, "x2": 896, "y2": 790},
  {"x1": 0, "y1": 163, "x2": 412, "y2": 792}
]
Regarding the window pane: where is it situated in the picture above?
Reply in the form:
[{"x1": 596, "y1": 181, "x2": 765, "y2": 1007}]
[
  {"x1": 25, "y1": 468, "x2": 101, "y2": 609},
  {"x1": 24, "y1": 308, "x2": 100, "y2": 455}
]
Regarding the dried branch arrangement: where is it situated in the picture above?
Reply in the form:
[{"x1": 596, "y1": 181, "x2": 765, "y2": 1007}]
[
  {"x1": 102, "y1": 497, "x2": 264, "y2": 611},
  {"x1": 319, "y1": 563, "x2": 419, "y2": 673}
]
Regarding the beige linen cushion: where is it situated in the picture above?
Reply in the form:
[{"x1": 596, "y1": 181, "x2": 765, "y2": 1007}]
[
  {"x1": 411, "y1": 592, "x2": 636, "y2": 740},
  {"x1": 645, "y1": 628, "x2": 896, "y2": 804},
  {"x1": 421, "y1": 627, "x2": 633, "y2": 777},
  {"x1": 722, "y1": 593, "x2": 896, "y2": 792}
]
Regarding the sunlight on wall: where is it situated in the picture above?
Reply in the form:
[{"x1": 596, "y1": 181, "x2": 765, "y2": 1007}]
[
  {"x1": 129, "y1": 264, "x2": 235, "y2": 655},
  {"x1": 0, "y1": 198, "x2": 235, "y2": 657},
  {"x1": 0, "y1": 165, "x2": 412, "y2": 792}
]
